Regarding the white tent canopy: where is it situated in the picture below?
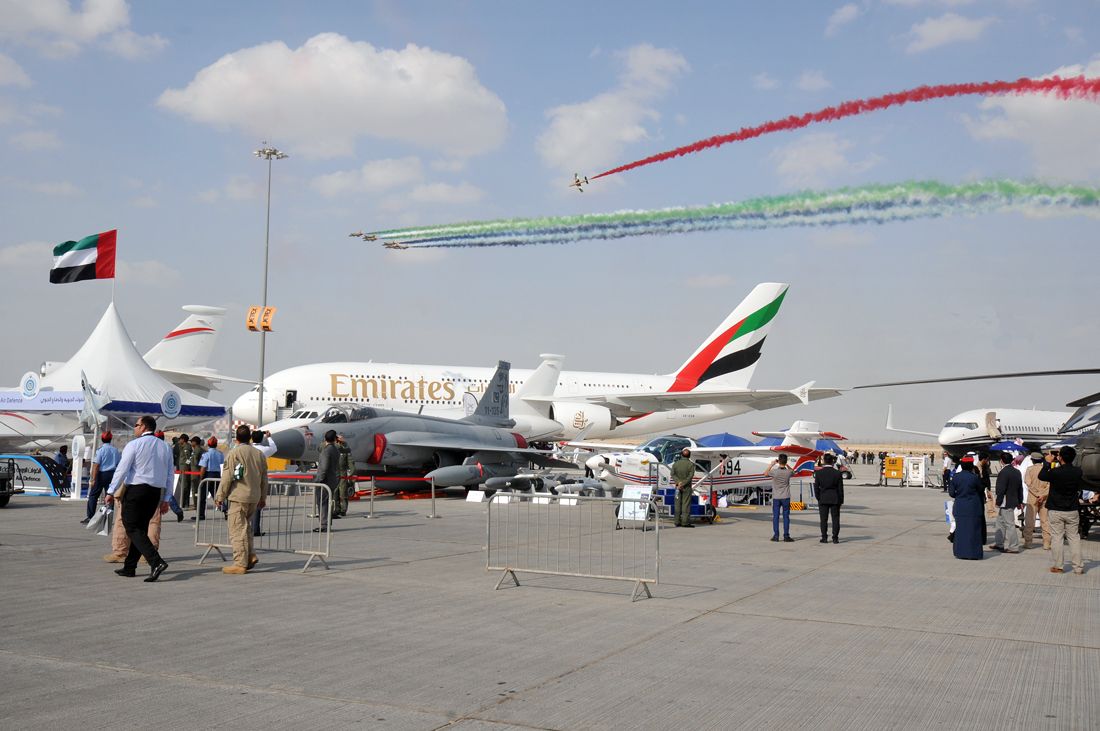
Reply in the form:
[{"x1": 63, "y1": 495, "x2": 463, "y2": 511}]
[{"x1": 44, "y1": 302, "x2": 225, "y2": 419}]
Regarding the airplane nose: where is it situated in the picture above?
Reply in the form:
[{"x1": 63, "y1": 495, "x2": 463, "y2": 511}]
[{"x1": 270, "y1": 428, "x2": 305, "y2": 459}]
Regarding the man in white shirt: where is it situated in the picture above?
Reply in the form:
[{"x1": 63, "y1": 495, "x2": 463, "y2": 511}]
[
  {"x1": 105, "y1": 415, "x2": 173, "y2": 582},
  {"x1": 250, "y1": 430, "x2": 277, "y2": 537}
]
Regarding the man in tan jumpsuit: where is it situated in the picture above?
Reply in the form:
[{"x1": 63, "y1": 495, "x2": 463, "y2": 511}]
[
  {"x1": 1022, "y1": 452, "x2": 1051, "y2": 549},
  {"x1": 215, "y1": 425, "x2": 269, "y2": 574}
]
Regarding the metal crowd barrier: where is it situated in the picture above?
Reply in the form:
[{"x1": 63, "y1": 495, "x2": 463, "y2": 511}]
[
  {"x1": 486, "y1": 492, "x2": 660, "y2": 601},
  {"x1": 193, "y1": 477, "x2": 333, "y2": 572}
]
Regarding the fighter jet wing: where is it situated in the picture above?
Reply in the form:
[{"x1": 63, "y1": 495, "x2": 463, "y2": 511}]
[
  {"x1": 527, "y1": 385, "x2": 844, "y2": 418},
  {"x1": 384, "y1": 431, "x2": 544, "y2": 454}
]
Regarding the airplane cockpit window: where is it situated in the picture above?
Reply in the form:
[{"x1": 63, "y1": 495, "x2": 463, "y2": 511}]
[
  {"x1": 320, "y1": 405, "x2": 350, "y2": 423},
  {"x1": 944, "y1": 421, "x2": 979, "y2": 430},
  {"x1": 637, "y1": 436, "x2": 694, "y2": 464},
  {"x1": 320, "y1": 404, "x2": 377, "y2": 423}
]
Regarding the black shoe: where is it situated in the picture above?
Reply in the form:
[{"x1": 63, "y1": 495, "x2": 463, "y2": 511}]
[
  {"x1": 114, "y1": 567, "x2": 136, "y2": 577},
  {"x1": 832, "y1": 537, "x2": 839, "y2": 544},
  {"x1": 783, "y1": 536, "x2": 794, "y2": 543},
  {"x1": 175, "y1": 511, "x2": 184, "y2": 522},
  {"x1": 820, "y1": 538, "x2": 828, "y2": 543},
  {"x1": 145, "y1": 561, "x2": 168, "y2": 582},
  {"x1": 682, "y1": 524, "x2": 695, "y2": 528},
  {"x1": 79, "y1": 518, "x2": 90, "y2": 525},
  {"x1": 312, "y1": 527, "x2": 328, "y2": 533},
  {"x1": 770, "y1": 535, "x2": 779, "y2": 542}
]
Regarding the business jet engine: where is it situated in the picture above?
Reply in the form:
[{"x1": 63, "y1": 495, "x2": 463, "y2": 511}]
[{"x1": 548, "y1": 403, "x2": 616, "y2": 439}]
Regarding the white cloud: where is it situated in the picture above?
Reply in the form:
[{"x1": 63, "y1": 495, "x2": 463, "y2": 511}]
[
  {"x1": 826, "y1": 4, "x2": 862, "y2": 37},
  {"x1": 771, "y1": 132, "x2": 881, "y2": 188},
  {"x1": 129, "y1": 195, "x2": 157, "y2": 208},
  {"x1": 22, "y1": 180, "x2": 82, "y2": 196},
  {"x1": 103, "y1": 28, "x2": 168, "y2": 59},
  {"x1": 311, "y1": 157, "x2": 423, "y2": 197},
  {"x1": 0, "y1": 240, "x2": 50, "y2": 267},
  {"x1": 964, "y1": 59, "x2": 1100, "y2": 181},
  {"x1": 0, "y1": 0, "x2": 164, "y2": 59},
  {"x1": 536, "y1": 43, "x2": 689, "y2": 176},
  {"x1": 906, "y1": 13, "x2": 996, "y2": 53},
  {"x1": 158, "y1": 33, "x2": 508, "y2": 160},
  {"x1": 9, "y1": 129, "x2": 60, "y2": 150},
  {"x1": 0, "y1": 52, "x2": 31, "y2": 87},
  {"x1": 752, "y1": 72, "x2": 780, "y2": 90},
  {"x1": 197, "y1": 175, "x2": 263, "y2": 203},
  {"x1": 408, "y1": 182, "x2": 485, "y2": 204},
  {"x1": 796, "y1": 70, "x2": 832, "y2": 92}
]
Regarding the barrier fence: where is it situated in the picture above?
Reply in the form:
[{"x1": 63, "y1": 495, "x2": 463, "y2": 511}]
[
  {"x1": 193, "y1": 477, "x2": 333, "y2": 572},
  {"x1": 486, "y1": 492, "x2": 660, "y2": 601}
]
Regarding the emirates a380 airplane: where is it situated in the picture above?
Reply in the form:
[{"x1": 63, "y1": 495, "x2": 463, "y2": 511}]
[{"x1": 234, "y1": 283, "x2": 843, "y2": 441}]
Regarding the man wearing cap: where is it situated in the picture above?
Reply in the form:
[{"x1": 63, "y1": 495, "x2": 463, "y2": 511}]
[
  {"x1": 174, "y1": 434, "x2": 193, "y2": 509},
  {"x1": 81, "y1": 431, "x2": 120, "y2": 524},
  {"x1": 1023, "y1": 452, "x2": 1051, "y2": 550},
  {"x1": 1040, "y1": 446, "x2": 1085, "y2": 575},
  {"x1": 670, "y1": 448, "x2": 696, "y2": 528},
  {"x1": 335, "y1": 434, "x2": 354, "y2": 519},
  {"x1": 313, "y1": 430, "x2": 340, "y2": 532}
]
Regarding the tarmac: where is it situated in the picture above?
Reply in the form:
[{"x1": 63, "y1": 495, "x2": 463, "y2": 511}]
[{"x1": 2, "y1": 463, "x2": 1099, "y2": 730}]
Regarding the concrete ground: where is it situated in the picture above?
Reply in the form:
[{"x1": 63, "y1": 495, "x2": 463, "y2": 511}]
[{"x1": 2, "y1": 463, "x2": 1098, "y2": 730}]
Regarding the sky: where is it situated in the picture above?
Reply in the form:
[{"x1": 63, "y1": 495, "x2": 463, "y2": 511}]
[{"x1": 1, "y1": 0, "x2": 1099, "y2": 442}]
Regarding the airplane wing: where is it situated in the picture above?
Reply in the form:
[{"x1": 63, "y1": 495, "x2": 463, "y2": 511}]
[
  {"x1": 528, "y1": 384, "x2": 844, "y2": 418},
  {"x1": 153, "y1": 367, "x2": 256, "y2": 386},
  {"x1": 385, "y1": 432, "x2": 545, "y2": 455}
]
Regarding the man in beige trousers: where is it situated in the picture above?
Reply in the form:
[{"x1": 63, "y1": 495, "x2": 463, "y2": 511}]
[
  {"x1": 215, "y1": 425, "x2": 269, "y2": 575},
  {"x1": 1022, "y1": 452, "x2": 1051, "y2": 549}
]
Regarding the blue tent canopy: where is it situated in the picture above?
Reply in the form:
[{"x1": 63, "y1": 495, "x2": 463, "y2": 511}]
[
  {"x1": 697, "y1": 432, "x2": 755, "y2": 448},
  {"x1": 990, "y1": 440, "x2": 1028, "y2": 453}
]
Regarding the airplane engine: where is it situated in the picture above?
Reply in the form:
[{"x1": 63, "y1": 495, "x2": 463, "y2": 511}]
[{"x1": 548, "y1": 403, "x2": 615, "y2": 439}]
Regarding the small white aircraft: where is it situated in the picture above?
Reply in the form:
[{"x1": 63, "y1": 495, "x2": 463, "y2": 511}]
[
  {"x1": 570, "y1": 421, "x2": 846, "y2": 497},
  {"x1": 569, "y1": 173, "x2": 589, "y2": 192}
]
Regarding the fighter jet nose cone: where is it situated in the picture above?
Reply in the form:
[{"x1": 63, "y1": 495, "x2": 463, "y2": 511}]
[{"x1": 270, "y1": 428, "x2": 305, "y2": 459}]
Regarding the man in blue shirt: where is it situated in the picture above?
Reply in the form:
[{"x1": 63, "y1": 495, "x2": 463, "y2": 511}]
[
  {"x1": 105, "y1": 415, "x2": 173, "y2": 582},
  {"x1": 197, "y1": 436, "x2": 225, "y2": 520},
  {"x1": 81, "y1": 431, "x2": 120, "y2": 524}
]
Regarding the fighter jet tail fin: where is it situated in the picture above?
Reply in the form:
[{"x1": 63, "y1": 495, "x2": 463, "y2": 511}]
[{"x1": 463, "y1": 360, "x2": 515, "y2": 428}]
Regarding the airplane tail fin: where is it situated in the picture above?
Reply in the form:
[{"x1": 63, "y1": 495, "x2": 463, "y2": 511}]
[
  {"x1": 144, "y1": 305, "x2": 225, "y2": 372},
  {"x1": 463, "y1": 361, "x2": 514, "y2": 428},
  {"x1": 667, "y1": 283, "x2": 788, "y2": 392},
  {"x1": 753, "y1": 420, "x2": 846, "y2": 452},
  {"x1": 512, "y1": 354, "x2": 563, "y2": 418}
]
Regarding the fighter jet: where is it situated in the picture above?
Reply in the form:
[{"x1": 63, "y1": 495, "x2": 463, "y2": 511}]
[
  {"x1": 569, "y1": 173, "x2": 589, "y2": 192},
  {"x1": 349, "y1": 231, "x2": 378, "y2": 241},
  {"x1": 267, "y1": 361, "x2": 571, "y2": 488},
  {"x1": 382, "y1": 241, "x2": 408, "y2": 250}
]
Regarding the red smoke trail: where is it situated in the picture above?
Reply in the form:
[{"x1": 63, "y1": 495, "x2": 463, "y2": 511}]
[{"x1": 591, "y1": 76, "x2": 1100, "y2": 180}]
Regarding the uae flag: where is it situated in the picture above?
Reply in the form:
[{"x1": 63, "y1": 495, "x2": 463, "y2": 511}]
[{"x1": 50, "y1": 230, "x2": 117, "y2": 284}]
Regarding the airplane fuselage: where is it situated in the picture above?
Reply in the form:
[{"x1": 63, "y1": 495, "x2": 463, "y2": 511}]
[
  {"x1": 938, "y1": 408, "x2": 1072, "y2": 456},
  {"x1": 235, "y1": 362, "x2": 756, "y2": 440}
]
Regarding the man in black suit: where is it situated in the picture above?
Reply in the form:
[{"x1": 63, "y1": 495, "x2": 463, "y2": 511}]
[
  {"x1": 991, "y1": 452, "x2": 1023, "y2": 553},
  {"x1": 814, "y1": 453, "x2": 844, "y2": 543}
]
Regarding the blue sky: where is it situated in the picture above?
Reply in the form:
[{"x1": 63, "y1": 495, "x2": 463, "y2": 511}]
[{"x1": 2, "y1": 0, "x2": 1099, "y2": 441}]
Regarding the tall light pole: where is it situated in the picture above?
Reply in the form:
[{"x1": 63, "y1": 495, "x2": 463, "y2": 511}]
[{"x1": 253, "y1": 143, "x2": 287, "y2": 426}]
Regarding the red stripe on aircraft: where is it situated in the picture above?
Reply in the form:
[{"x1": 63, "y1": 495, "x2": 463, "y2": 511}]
[
  {"x1": 163, "y1": 327, "x2": 215, "y2": 339},
  {"x1": 0, "y1": 411, "x2": 35, "y2": 425},
  {"x1": 669, "y1": 318, "x2": 747, "y2": 392}
]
